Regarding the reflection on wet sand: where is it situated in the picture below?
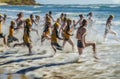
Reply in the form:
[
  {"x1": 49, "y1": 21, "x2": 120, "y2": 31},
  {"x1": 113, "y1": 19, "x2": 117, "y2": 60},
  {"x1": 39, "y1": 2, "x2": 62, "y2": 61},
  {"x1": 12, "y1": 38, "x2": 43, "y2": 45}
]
[
  {"x1": 7, "y1": 74, "x2": 13, "y2": 79},
  {"x1": 21, "y1": 74, "x2": 29, "y2": 79},
  {"x1": 0, "y1": 69, "x2": 4, "y2": 74},
  {"x1": 0, "y1": 69, "x2": 30, "y2": 79},
  {"x1": 1, "y1": 74, "x2": 30, "y2": 79}
]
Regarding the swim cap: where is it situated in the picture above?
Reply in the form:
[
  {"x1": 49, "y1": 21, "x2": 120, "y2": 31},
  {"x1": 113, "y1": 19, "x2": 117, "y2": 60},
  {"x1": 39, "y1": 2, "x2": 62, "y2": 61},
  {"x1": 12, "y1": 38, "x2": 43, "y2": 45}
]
[
  {"x1": 11, "y1": 20, "x2": 15, "y2": 25},
  {"x1": 28, "y1": 22, "x2": 32, "y2": 26},
  {"x1": 109, "y1": 15, "x2": 114, "y2": 18},
  {"x1": 26, "y1": 18, "x2": 32, "y2": 26},
  {"x1": 26, "y1": 18, "x2": 31, "y2": 23},
  {"x1": 63, "y1": 17, "x2": 67, "y2": 22},
  {"x1": 54, "y1": 22, "x2": 60, "y2": 28},
  {"x1": 17, "y1": 12, "x2": 23, "y2": 17},
  {"x1": 79, "y1": 14, "x2": 84, "y2": 17}
]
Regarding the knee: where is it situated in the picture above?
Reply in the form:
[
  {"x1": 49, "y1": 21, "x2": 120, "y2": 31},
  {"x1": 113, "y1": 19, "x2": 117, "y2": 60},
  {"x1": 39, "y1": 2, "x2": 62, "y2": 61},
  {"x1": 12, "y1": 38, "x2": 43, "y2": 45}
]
[{"x1": 30, "y1": 45, "x2": 32, "y2": 48}]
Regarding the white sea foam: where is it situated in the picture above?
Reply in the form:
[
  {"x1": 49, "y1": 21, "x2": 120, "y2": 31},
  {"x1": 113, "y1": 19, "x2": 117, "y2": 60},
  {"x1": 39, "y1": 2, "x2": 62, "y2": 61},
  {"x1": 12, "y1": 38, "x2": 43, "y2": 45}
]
[
  {"x1": 0, "y1": 9, "x2": 40, "y2": 14},
  {"x1": 0, "y1": 5, "x2": 120, "y2": 79}
]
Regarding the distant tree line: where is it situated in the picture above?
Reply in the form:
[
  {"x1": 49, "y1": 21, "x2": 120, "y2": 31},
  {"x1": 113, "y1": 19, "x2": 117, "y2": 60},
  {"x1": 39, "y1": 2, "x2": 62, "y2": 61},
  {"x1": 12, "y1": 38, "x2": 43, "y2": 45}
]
[{"x1": 0, "y1": 0, "x2": 40, "y2": 5}]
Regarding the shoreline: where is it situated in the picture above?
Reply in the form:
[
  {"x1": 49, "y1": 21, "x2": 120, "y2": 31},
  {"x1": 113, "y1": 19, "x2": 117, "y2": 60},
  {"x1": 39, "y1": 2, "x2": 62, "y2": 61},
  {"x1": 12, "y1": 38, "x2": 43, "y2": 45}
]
[
  {"x1": 0, "y1": 3, "x2": 8, "y2": 5},
  {"x1": 0, "y1": 4, "x2": 120, "y2": 79}
]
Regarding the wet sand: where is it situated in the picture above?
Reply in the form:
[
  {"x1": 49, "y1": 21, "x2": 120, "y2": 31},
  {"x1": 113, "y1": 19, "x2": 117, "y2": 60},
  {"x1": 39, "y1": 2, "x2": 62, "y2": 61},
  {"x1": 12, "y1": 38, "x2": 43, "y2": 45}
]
[{"x1": 0, "y1": 44, "x2": 120, "y2": 79}]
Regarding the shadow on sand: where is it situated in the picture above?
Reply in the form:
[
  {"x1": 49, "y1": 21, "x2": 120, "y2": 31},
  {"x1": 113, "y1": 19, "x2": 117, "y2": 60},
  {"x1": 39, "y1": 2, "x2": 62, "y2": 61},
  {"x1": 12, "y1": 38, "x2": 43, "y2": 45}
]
[
  {"x1": 16, "y1": 61, "x2": 74, "y2": 74},
  {"x1": 0, "y1": 55, "x2": 53, "y2": 66}
]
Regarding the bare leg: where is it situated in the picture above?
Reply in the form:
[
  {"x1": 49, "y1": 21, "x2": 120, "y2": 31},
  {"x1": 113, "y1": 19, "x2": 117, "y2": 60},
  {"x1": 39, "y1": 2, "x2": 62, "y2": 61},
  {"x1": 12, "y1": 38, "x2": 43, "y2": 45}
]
[
  {"x1": 110, "y1": 30, "x2": 120, "y2": 41},
  {"x1": 41, "y1": 37, "x2": 45, "y2": 45},
  {"x1": 51, "y1": 44, "x2": 56, "y2": 56},
  {"x1": 104, "y1": 32, "x2": 108, "y2": 42},
  {"x1": 32, "y1": 29, "x2": 39, "y2": 36},
  {"x1": 110, "y1": 30, "x2": 117, "y2": 36},
  {"x1": 7, "y1": 43, "x2": 10, "y2": 47},
  {"x1": 13, "y1": 43, "x2": 25, "y2": 47},
  {"x1": 68, "y1": 39, "x2": 74, "y2": 51},
  {"x1": 85, "y1": 42, "x2": 98, "y2": 59},
  {"x1": 46, "y1": 37, "x2": 51, "y2": 40},
  {"x1": 62, "y1": 40, "x2": 67, "y2": 49},
  {"x1": 78, "y1": 47, "x2": 83, "y2": 55},
  {"x1": 41, "y1": 36, "x2": 51, "y2": 45},
  {"x1": 28, "y1": 44, "x2": 32, "y2": 55},
  {"x1": 3, "y1": 37, "x2": 7, "y2": 45}
]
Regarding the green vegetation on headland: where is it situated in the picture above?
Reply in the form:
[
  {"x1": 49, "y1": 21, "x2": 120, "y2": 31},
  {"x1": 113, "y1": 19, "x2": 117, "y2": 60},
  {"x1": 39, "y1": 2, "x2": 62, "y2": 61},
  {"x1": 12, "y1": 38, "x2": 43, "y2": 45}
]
[{"x1": 0, "y1": 0, "x2": 40, "y2": 5}]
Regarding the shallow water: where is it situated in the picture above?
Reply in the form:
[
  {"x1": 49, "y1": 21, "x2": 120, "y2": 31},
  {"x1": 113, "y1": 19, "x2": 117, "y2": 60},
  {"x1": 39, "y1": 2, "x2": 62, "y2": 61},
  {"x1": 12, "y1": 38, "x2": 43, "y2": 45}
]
[{"x1": 0, "y1": 4, "x2": 120, "y2": 79}]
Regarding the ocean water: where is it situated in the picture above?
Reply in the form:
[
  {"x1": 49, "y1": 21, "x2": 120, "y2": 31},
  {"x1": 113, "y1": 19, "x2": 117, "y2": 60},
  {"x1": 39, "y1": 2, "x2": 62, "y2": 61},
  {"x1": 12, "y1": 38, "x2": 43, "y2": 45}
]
[{"x1": 0, "y1": 4, "x2": 120, "y2": 79}]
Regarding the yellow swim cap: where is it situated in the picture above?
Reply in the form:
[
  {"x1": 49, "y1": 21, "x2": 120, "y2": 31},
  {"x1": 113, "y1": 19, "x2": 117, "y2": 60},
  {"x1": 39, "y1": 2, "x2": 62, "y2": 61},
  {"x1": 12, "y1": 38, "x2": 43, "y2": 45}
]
[
  {"x1": 26, "y1": 18, "x2": 31, "y2": 23},
  {"x1": 54, "y1": 22, "x2": 60, "y2": 28},
  {"x1": 11, "y1": 20, "x2": 15, "y2": 25},
  {"x1": 28, "y1": 22, "x2": 32, "y2": 26},
  {"x1": 25, "y1": 18, "x2": 32, "y2": 26}
]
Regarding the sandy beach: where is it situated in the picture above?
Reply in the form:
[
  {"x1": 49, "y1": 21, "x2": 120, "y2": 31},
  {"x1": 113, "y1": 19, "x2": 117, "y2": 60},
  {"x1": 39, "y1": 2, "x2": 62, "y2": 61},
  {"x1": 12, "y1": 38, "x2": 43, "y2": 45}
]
[
  {"x1": 0, "y1": 3, "x2": 8, "y2": 5},
  {"x1": 0, "y1": 4, "x2": 120, "y2": 79},
  {"x1": 0, "y1": 43, "x2": 120, "y2": 79}
]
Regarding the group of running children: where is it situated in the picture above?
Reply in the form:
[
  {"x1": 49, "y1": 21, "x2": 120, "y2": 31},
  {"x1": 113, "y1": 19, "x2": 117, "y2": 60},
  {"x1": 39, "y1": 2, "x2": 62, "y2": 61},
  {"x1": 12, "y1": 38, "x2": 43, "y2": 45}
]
[{"x1": 0, "y1": 11, "x2": 118, "y2": 59}]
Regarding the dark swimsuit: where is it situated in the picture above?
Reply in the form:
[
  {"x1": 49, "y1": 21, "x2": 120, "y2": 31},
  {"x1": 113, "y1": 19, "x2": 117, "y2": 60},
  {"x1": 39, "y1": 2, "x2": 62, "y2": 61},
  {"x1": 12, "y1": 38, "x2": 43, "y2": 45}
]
[
  {"x1": 0, "y1": 33, "x2": 5, "y2": 38},
  {"x1": 77, "y1": 40, "x2": 84, "y2": 48},
  {"x1": 7, "y1": 36, "x2": 18, "y2": 43}
]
